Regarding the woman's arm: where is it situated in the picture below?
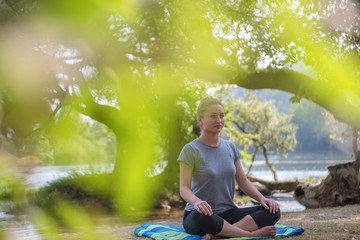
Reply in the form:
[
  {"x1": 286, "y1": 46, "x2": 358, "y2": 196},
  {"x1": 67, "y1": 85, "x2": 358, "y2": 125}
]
[
  {"x1": 179, "y1": 162, "x2": 213, "y2": 216},
  {"x1": 234, "y1": 160, "x2": 279, "y2": 214}
]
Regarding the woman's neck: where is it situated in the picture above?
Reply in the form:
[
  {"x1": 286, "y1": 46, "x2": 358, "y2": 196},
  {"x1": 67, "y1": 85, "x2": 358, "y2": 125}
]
[{"x1": 198, "y1": 132, "x2": 220, "y2": 147}]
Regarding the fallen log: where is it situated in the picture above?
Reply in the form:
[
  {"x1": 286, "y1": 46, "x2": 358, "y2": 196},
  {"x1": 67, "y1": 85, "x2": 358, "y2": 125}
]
[
  {"x1": 293, "y1": 161, "x2": 360, "y2": 208},
  {"x1": 245, "y1": 175, "x2": 302, "y2": 195}
]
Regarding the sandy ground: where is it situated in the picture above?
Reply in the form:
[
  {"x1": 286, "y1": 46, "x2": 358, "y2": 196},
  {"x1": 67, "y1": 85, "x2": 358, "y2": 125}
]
[{"x1": 113, "y1": 204, "x2": 360, "y2": 240}]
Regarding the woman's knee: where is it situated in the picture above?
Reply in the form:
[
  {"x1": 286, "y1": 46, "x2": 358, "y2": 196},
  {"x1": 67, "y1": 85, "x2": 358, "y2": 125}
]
[
  {"x1": 272, "y1": 208, "x2": 281, "y2": 224},
  {"x1": 266, "y1": 208, "x2": 281, "y2": 226},
  {"x1": 251, "y1": 208, "x2": 281, "y2": 228},
  {"x1": 190, "y1": 211, "x2": 224, "y2": 235},
  {"x1": 276, "y1": 208, "x2": 281, "y2": 219},
  {"x1": 263, "y1": 208, "x2": 281, "y2": 225}
]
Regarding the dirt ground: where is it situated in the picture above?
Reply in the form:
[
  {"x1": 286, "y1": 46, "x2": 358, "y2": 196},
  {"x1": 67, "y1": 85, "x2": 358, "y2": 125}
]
[{"x1": 114, "y1": 204, "x2": 360, "y2": 240}]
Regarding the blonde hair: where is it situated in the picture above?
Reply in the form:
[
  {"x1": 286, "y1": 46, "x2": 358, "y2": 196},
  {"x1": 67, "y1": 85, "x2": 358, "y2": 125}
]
[{"x1": 196, "y1": 98, "x2": 223, "y2": 117}]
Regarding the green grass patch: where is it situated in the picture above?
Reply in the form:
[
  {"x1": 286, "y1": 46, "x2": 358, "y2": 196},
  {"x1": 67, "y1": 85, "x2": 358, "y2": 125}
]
[
  {"x1": 0, "y1": 175, "x2": 18, "y2": 200},
  {"x1": 32, "y1": 172, "x2": 173, "y2": 223},
  {"x1": 34, "y1": 173, "x2": 115, "y2": 212},
  {"x1": 0, "y1": 175, "x2": 35, "y2": 201},
  {"x1": 298, "y1": 176, "x2": 329, "y2": 183},
  {"x1": 0, "y1": 184, "x2": 14, "y2": 199}
]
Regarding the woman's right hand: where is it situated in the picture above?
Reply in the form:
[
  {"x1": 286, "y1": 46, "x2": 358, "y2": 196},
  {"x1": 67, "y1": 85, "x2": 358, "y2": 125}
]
[{"x1": 194, "y1": 200, "x2": 213, "y2": 216}]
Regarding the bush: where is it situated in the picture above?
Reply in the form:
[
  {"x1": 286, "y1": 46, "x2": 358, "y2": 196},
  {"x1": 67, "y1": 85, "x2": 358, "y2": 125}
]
[{"x1": 34, "y1": 173, "x2": 115, "y2": 212}]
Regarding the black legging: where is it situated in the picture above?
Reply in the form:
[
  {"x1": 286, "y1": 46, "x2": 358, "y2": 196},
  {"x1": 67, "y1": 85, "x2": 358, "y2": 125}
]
[{"x1": 183, "y1": 205, "x2": 281, "y2": 236}]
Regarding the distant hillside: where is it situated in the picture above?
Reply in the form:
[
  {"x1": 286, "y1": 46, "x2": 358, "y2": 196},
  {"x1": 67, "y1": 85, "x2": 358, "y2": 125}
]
[{"x1": 234, "y1": 87, "x2": 352, "y2": 159}]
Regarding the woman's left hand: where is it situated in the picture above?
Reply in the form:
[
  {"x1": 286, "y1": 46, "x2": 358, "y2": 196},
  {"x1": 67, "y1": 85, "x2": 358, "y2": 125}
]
[{"x1": 260, "y1": 198, "x2": 280, "y2": 214}]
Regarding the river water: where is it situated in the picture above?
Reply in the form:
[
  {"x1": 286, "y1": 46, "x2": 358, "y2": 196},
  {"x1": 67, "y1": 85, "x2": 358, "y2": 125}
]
[
  {"x1": 0, "y1": 158, "x2": 353, "y2": 239},
  {"x1": 247, "y1": 158, "x2": 351, "y2": 181}
]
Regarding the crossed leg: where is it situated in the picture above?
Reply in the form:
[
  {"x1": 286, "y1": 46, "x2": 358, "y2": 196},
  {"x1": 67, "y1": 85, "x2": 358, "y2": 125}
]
[
  {"x1": 183, "y1": 206, "x2": 280, "y2": 239},
  {"x1": 203, "y1": 214, "x2": 277, "y2": 239}
]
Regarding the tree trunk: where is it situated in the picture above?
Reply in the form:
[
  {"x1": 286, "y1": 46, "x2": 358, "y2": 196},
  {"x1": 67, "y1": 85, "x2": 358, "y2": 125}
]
[
  {"x1": 247, "y1": 146, "x2": 259, "y2": 175},
  {"x1": 294, "y1": 161, "x2": 360, "y2": 208},
  {"x1": 263, "y1": 146, "x2": 278, "y2": 181},
  {"x1": 159, "y1": 108, "x2": 183, "y2": 189},
  {"x1": 295, "y1": 128, "x2": 360, "y2": 208},
  {"x1": 352, "y1": 127, "x2": 360, "y2": 163}
]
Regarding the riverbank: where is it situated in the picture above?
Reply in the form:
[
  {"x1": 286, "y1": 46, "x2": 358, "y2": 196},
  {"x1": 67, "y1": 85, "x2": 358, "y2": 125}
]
[{"x1": 114, "y1": 204, "x2": 360, "y2": 240}]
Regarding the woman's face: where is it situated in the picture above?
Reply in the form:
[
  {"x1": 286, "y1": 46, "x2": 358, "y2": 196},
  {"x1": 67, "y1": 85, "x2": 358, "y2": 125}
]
[{"x1": 197, "y1": 104, "x2": 225, "y2": 134}]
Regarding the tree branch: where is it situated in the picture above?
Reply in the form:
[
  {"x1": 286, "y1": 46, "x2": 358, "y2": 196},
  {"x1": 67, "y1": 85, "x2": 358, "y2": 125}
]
[
  {"x1": 203, "y1": 68, "x2": 360, "y2": 130},
  {"x1": 232, "y1": 120, "x2": 246, "y2": 133},
  {"x1": 71, "y1": 87, "x2": 122, "y2": 136}
]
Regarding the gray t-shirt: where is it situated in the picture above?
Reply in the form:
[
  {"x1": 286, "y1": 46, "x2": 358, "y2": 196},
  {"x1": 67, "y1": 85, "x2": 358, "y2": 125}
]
[{"x1": 177, "y1": 138, "x2": 241, "y2": 214}]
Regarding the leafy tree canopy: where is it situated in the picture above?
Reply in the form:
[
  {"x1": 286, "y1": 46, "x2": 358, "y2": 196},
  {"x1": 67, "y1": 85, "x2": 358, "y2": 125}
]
[{"x1": 220, "y1": 90, "x2": 297, "y2": 180}]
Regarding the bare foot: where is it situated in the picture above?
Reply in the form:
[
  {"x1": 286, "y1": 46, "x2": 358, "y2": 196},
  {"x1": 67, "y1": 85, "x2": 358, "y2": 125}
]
[
  {"x1": 252, "y1": 225, "x2": 277, "y2": 237},
  {"x1": 202, "y1": 233, "x2": 221, "y2": 240}
]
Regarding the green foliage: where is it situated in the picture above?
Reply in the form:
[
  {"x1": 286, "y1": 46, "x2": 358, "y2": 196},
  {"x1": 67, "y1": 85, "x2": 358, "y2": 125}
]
[
  {"x1": 0, "y1": 173, "x2": 34, "y2": 213},
  {"x1": 33, "y1": 172, "x2": 174, "y2": 223},
  {"x1": 34, "y1": 173, "x2": 114, "y2": 211},
  {"x1": 179, "y1": 79, "x2": 209, "y2": 143},
  {"x1": 240, "y1": 195, "x2": 251, "y2": 204},
  {"x1": 52, "y1": 110, "x2": 116, "y2": 165},
  {"x1": 0, "y1": 178, "x2": 15, "y2": 199},
  {"x1": 299, "y1": 177, "x2": 319, "y2": 183},
  {"x1": 24, "y1": 109, "x2": 116, "y2": 166}
]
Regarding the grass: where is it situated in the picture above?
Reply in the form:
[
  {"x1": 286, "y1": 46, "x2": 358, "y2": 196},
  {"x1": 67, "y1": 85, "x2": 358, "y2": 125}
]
[
  {"x1": 0, "y1": 182, "x2": 14, "y2": 199},
  {"x1": 32, "y1": 172, "x2": 185, "y2": 215},
  {"x1": 0, "y1": 174, "x2": 36, "y2": 201},
  {"x1": 33, "y1": 172, "x2": 115, "y2": 211},
  {"x1": 0, "y1": 174, "x2": 21, "y2": 200},
  {"x1": 299, "y1": 177, "x2": 319, "y2": 183},
  {"x1": 278, "y1": 205, "x2": 360, "y2": 240}
]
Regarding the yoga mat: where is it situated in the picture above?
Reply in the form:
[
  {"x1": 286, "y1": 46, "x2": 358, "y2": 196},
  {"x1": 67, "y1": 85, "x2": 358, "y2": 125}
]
[{"x1": 134, "y1": 223, "x2": 304, "y2": 240}]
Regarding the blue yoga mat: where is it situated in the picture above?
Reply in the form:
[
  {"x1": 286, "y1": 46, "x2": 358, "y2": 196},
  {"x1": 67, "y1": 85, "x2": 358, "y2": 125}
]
[{"x1": 134, "y1": 223, "x2": 304, "y2": 240}]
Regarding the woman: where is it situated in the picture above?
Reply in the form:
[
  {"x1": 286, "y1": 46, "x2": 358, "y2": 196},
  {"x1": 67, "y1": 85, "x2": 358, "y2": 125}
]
[{"x1": 178, "y1": 98, "x2": 280, "y2": 239}]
